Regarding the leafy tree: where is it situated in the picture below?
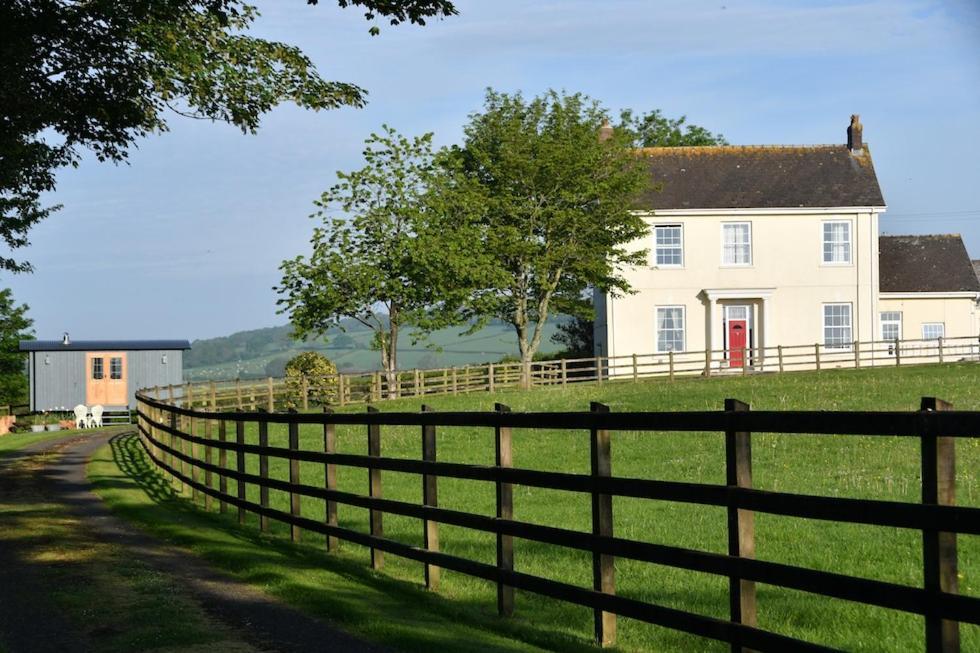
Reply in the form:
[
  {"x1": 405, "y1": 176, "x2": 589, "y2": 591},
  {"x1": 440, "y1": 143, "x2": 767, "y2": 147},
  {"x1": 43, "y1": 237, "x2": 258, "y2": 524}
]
[
  {"x1": 284, "y1": 351, "x2": 338, "y2": 407},
  {"x1": 451, "y1": 89, "x2": 651, "y2": 387},
  {"x1": 277, "y1": 126, "x2": 486, "y2": 396},
  {"x1": 550, "y1": 314, "x2": 595, "y2": 360},
  {"x1": 617, "y1": 109, "x2": 727, "y2": 148},
  {"x1": 0, "y1": 289, "x2": 33, "y2": 406},
  {"x1": 0, "y1": 0, "x2": 457, "y2": 273}
]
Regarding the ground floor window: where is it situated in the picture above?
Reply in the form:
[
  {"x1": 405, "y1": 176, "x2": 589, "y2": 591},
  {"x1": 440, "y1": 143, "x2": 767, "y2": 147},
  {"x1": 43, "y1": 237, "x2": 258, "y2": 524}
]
[
  {"x1": 880, "y1": 311, "x2": 902, "y2": 341},
  {"x1": 656, "y1": 306, "x2": 685, "y2": 352},
  {"x1": 922, "y1": 323, "x2": 945, "y2": 340},
  {"x1": 823, "y1": 303, "x2": 852, "y2": 348}
]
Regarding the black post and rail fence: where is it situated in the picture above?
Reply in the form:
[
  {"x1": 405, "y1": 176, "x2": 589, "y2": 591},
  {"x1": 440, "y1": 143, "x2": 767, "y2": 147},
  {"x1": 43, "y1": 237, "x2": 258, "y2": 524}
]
[{"x1": 134, "y1": 389, "x2": 979, "y2": 652}]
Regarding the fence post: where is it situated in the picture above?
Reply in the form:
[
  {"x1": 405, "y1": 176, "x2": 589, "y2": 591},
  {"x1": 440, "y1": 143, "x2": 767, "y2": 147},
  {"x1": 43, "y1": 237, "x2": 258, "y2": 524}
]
[
  {"x1": 488, "y1": 364, "x2": 495, "y2": 393},
  {"x1": 218, "y1": 420, "x2": 228, "y2": 514},
  {"x1": 938, "y1": 336, "x2": 945, "y2": 364},
  {"x1": 590, "y1": 402, "x2": 616, "y2": 647},
  {"x1": 301, "y1": 376, "x2": 309, "y2": 411},
  {"x1": 188, "y1": 399, "x2": 200, "y2": 504},
  {"x1": 267, "y1": 377, "x2": 275, "y2": 412},
  {"x1": 814, "y1": 343, "x2": 821, "y2": 371},
  {"x1": 495, "y1": 403, "x2": 514, "y2": 616},
  {"x1": 896, "y1": 338, "x2": 902, "y2": 366},
  {"x1": 249, "y1": 385, "x2": 256, "y2": 411},
  {"x1": 452, "y1": 367, "x2": 458, "y2": 396},
  {"x1": 323, "y1": 407, "x2": 338, "y2": 552},
  {"x1": 373, "y1": 372, "x2": 382, "y2": 402},
  {"x1": 413, "y1": 369, "x2": 421, "y2": 397},
  {"x1": 236, "y1": 378, "x2": 243, "y2": 410},
  {"x1": 920, "y1": 397, "x2": 959, "y2": 653},
  {"x1": 777, "y1": 345, "x2": 784, "y2": 373},
  {"x1": 704, "y1": 349, "x2": 712, "y2": 377},
  {"x1": 595, "y1": 356, "x2": 603, "y2": 384},
  {"x1": 258, "y1": 411, "x2": 269, "y2": 532},
  {"x1": 288, "y1": 412, "x2": 301, "y2": 542},
  {"x1": 632, "y1": 353, "x2": 638, "y2": 382},
  {"x1": 235, "y1": 420, "x2": 246, "y2": 525},
  {"x1": 421, "y1": 404, "x2": 440, "y2": 590},
  {"x1": 669, "y1": 351, "x2": 675, "y2": 381},
  {"x1": 367, "y1": 406, "x2": 383, "y2": 570},
  {"x1": 419, "y1": 370, "x2": 426, "y2": 396},
  {"x1": 853, "y1": 340, "x2": 861, "y2": 368},
  {"x1": 169, "y1": 411, "x2": 182, "y2": 493},
  {"x1": 203, "y1": 417, "x2": 213, "y2": 512},
  {"x1": 741, "y1": 348, "x2": 748, "y2": 376},
  {"x1": 725, "y1": 398, "x2": 757, "y2": 651},
  {"x1": 561, "y1": 359, "x2": 568, "y2": 386},
  {"x1": 338, "y1": 374, "x2": 346, "y2": 407}
]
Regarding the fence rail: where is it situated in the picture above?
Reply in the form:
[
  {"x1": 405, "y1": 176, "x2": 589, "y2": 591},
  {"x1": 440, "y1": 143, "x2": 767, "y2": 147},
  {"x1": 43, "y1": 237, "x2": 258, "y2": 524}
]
[
  {"x1": 135, "y1": 390, "x2": 980, "y2": 652},
  {"x1": 175, "y1": 334, "x2": 980, "y2": 412}
]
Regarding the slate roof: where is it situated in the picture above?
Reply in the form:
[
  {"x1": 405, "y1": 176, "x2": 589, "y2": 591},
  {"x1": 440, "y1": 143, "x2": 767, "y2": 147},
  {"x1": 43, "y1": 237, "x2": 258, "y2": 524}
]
[
  {"x1": 19, "y1": 340, "x2": 191, "y2": 352},
  {"x1": 636, "y1": 145, "x2": 885, "y2": 210},
  {"x1": 879, "y1": 235, "x2": 980, "y2": 293},
  {"x1": 973, "y1": 260, "x2": 980, "y2": 283}
]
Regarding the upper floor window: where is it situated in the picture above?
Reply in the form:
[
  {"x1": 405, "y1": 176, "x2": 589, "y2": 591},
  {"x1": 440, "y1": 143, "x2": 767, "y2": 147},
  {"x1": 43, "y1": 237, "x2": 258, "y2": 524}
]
[
  {"x1": 722, "y1": 222, "x2": 752, "y2": 266},
  {"x1": 823, "y1": 303, "x2": 852, "y2": 348},
  {"x1": 656, "y1": 306, "x2": 685, "y2": 352},
  {"x1": 822, "y1": 221, "x2": 851, "y2": 264},
  {"x1": 922, "y1": 323, "x2": 945, "y2": 340},
  {"x1": 654, "y1": 225, "x2": 683, "y2": 267}
]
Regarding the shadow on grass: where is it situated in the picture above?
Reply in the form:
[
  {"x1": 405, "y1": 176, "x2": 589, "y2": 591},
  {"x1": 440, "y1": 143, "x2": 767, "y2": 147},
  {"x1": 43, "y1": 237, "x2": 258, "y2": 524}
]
[{"x1": 101, "y1": 433, "x2": 601, "y2": 653}]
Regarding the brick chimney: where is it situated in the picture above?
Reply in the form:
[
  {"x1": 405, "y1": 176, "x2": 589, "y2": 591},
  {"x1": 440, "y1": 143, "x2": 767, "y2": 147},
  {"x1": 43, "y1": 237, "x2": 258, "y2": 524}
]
[
  {"x1": 847, "y1": 114, "x2": 863, "y2": 153},
  {"x1": 598, "y1": 119, "x2": 614, "y2": 143}
]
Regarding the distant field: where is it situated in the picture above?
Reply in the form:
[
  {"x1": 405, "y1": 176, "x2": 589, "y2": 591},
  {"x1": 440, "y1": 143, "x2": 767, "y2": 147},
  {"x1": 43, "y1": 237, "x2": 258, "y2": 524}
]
[
  {"x1": 107, "y1": 363, "x2": 980, "y2": 652},
  {"x1": 183, "y1": 321, "x2": 562, "y2": 381}
]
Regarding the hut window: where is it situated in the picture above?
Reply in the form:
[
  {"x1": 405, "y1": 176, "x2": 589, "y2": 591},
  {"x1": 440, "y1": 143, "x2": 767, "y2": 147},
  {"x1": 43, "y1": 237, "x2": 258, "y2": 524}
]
[
  {"x1": 92, "y1": 357, "x2": 104, "y2": 380},
  {"x1": 110, "y1": 357, "x2": 123, "y2": 379}
]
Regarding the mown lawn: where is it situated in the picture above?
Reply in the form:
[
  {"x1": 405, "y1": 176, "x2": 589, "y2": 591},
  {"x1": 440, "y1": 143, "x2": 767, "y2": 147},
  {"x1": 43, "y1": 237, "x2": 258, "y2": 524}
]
[{"x1": 96, "y1": 363, "x2": 980, "y2": 652}]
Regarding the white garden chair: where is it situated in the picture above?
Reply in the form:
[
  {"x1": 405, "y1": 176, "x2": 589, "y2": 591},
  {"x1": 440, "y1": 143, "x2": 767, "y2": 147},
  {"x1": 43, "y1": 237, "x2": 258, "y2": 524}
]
[
  {"x1": 89, "y1": 405, "x2": 104, "y2": 428},
  {"x1": 73, "y1": 404, "x2": 88, "y2": 429}
]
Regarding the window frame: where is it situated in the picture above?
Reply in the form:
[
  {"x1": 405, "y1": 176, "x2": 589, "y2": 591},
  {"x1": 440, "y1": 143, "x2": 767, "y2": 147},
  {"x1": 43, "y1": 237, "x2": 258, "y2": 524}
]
[
  {"x1": 822, "y1": 302, "x2": 853, "y2": 349},
  {"x1": 655, "y1": 305, "x2": 686, "y2": 353},
  {"x1": 109, "y1": 357, "x2": 123, "y2": 380},
  {"x1": 922, "y1": 323, "x2": 945, "y2": 340},
  {"x1": 653, "y1": 224, "x2": 684, "y2": 268},
  {"x1": 880, "y1": 311, "x2": 902, "y2": 342},
  {"x1": 91, "y1": 357, "x2": 104, "y2": 380},
  {"x1": 821, "y1": 220, "x2": 853, "y2": 266},
  {"x1": 720, "y1": 221, "x2": 753, "y2": 267}
]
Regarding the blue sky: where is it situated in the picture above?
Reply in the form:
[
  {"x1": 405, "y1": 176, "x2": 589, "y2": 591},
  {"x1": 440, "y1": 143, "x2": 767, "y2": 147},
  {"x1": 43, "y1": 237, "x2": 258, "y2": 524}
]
[{"x1": 8, "y1": 0, "x2": 980, "y2": 341}]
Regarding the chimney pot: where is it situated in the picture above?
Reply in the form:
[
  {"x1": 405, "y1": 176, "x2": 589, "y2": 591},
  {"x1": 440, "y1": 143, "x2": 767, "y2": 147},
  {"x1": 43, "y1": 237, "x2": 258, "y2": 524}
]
[
  {"x1": 598, "y1": 119, "x2": 614, "y2": 143},
  {"x1": 62, "y1": 331, "x2": 70, "y2": 346},
  {"x1": 847, "y1": 114, "x2": 863, "y2": 152}
]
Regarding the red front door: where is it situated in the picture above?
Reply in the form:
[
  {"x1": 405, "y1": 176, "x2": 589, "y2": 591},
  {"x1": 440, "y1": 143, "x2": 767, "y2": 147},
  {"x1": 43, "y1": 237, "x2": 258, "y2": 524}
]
[{"x1": 728, "y1": 320, "x2": 747, "y2": 368}]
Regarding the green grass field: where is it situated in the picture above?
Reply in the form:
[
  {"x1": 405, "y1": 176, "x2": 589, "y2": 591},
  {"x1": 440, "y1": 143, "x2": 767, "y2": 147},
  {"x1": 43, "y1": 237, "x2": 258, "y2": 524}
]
[{"x1": 94, "y1": 363, "x2": 980, "y2": 652}]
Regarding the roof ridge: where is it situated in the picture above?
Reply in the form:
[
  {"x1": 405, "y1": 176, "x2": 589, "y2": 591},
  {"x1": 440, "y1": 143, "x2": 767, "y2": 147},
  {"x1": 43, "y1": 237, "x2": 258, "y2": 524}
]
[
  {"x1": 880, "y1": 233, "x2": 963, "y2": 239},
  {"x1": 636, "y1": 144, "x2": 847, "y2": 154}
]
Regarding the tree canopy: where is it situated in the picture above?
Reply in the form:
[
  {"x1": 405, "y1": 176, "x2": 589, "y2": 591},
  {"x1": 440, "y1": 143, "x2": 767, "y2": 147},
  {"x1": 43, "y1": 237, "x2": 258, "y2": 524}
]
[
  {"x1": 0, "y1": 0, "x2": 457, "y2": 273},
  {"x1": 0, "y1": 289, "x2": 33, "y2": 405},
  {"x1": 276, "y1": 126, "x2": 487, "y2": 394},
  {"x1": 450, "y1": 89, "x2": 652, "y2": 384}
]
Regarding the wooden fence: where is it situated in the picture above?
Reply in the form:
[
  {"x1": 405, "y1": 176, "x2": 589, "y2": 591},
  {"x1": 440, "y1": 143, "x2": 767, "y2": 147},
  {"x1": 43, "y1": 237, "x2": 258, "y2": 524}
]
[
  {"x1": 173, "y1": 334, "x2": 980, "y2": 412},
  {"x1": 135, "y1": 391, "x2": 980, "y2": 652}
]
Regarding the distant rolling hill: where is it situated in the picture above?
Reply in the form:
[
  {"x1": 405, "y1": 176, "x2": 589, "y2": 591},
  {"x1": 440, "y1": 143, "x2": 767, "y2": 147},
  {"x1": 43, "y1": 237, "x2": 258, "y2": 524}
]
[{"x1": 183, "y1": 319, "x2": 564, "y2": 381}]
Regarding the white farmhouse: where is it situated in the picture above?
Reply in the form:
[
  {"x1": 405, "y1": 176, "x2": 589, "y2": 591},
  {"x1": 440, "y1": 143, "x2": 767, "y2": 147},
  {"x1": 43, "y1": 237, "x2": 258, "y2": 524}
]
[{"x1": 594, "y1": 116, "x2": 980, "y2": 371}]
